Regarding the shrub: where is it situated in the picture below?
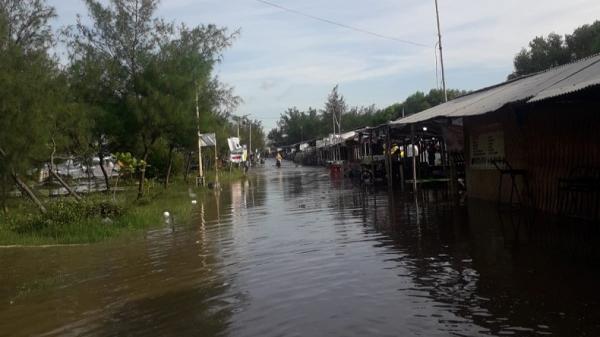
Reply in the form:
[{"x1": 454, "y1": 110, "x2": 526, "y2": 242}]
[{"x1": 7, "y1": 199, "x2": 124, "y2": 234}]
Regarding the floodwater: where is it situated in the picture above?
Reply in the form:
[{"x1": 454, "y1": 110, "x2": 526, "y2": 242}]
[{"x1": 2, "y1": 160, "x2": 600, "y2": 337}]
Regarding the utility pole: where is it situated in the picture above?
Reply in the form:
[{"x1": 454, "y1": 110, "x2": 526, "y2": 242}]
[
  {"x1": 435, "y1": 0, "x2": 448, "y2": 103},
  {"x1": 196, "y1": 85, "x2": 204, "y2": 184},
  {"x1": 249, "y1": 121, "x2": 252, "y2": 158},
  {"x1": 332, "y1": 108, "x2": 336, "y2": 137}
]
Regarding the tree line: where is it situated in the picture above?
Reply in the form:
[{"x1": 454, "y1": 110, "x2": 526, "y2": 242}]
[
  {"x1": 0, "y1": 0, "x2": 262, "y2": 212},
  {"x1": 510, "y1": 20, "x2": 600, "y2": 79},
  {"x1": 269, "y1": 20, "x2": 600, "y2": 147},
  {"x1": 267, "y1": 87, "x2": 468, "y2": 146}
]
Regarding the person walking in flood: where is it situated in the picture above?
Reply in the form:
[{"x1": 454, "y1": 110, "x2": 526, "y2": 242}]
[{"x1": 276, "y1": 152, "x2": 283, "y2": 168}]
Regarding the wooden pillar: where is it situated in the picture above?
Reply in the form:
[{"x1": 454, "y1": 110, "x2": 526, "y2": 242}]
[
  {"x1": 370, "y1": 129, "x2": 375, "y2": 180},
  {"x1": 411, "y1": 125, "x2": 417, "y2": 192},
  {"x1": 385, "y1": 126, "x2": 393, "y2": 188},
  {"x1": 399, "y1": 135, "x2": 406, "y2": 192}
]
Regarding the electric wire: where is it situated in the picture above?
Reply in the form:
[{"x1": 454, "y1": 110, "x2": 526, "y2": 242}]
[{"x1": 255, "y1": 0, "x2": 429, "y2": 48}]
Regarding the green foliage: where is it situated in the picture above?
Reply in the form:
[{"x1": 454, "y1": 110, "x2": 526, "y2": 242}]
[
  {"x1": 0, "y1": 180, "x2": 232, "y2": 245},
  {"x1": 269, "y1": 88, "x2": 468, "y2": 146},
  {"x1": 510, "y1": 20, "x2": 600, "y2": 78},
  {"x1": 7, "y1": 199, "x2": 123, "y2": 234},
  {"x1": 65, "y1": 0, "x2": 244, "y2": 198},
  {"x1": 115, "y1": 152, "x2": 138, "y2": 175},
  {"x1": 0, "y1": 0, "x2": 66, "y2": 209}
]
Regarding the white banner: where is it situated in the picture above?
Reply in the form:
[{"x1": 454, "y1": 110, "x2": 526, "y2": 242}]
[{"x1": 227, "y1": 137, "x2": 242, "y2": 152}]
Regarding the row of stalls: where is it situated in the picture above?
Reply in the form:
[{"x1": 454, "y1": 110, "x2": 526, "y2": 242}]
[
  {"x1": 285, "y1": 54, "x2": 600, "y2": 219},
  {"x1": 288, "y1": 125, "x2": 455, "y2": 191}
]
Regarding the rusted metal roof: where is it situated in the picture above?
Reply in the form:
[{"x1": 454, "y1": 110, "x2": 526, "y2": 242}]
[{"x1": 391, "y1": 54, "x2": 600, "y2": 125}]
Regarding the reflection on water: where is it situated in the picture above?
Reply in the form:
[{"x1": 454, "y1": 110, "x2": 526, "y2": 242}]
[{"x1": 2, "y1": 159, "x2": 600, "y2": 336}]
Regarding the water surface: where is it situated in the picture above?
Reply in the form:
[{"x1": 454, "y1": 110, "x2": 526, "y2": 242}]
[{"x1": 2, "y1": 161, "x2": 600, "y2": 336}]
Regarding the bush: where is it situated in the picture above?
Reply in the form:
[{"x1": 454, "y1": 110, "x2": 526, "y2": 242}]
[{"x1": 7, "y1": 199, "x2": 123, "y2": 234}]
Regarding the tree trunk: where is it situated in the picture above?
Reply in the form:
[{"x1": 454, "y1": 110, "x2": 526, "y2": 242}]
[
  {"x1": 49, "y1": 169, "x2": 82, "y2": 201},
  {"x1": 137, "y1": 148, "x2": 149, "y2": 200},
  {"x1": 48, "y1": 137, "x2": 82, "y2": 201},
  {"x1": 98, "y1": 144, "x2": 111, "y2": 193},
  {"x1": 164, "y1": 145, "x2": 174, "y2": 189},
  {"x1": 1, "y1": 174, "x2": 7, "y2": 216},
  {"x1": 112, "y1": 174, "x2": 120, "y2": 202},
  {"x1": 0, "y1": 146, "x2": 46, "y2": 214},
  {"x1": 12, "y1": 171, "x2": 47, "y2": 214}
]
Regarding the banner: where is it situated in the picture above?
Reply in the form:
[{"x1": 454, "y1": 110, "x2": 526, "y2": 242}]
[{"x1": 227, "y1": 137, "x2": 242, "y2": 152}]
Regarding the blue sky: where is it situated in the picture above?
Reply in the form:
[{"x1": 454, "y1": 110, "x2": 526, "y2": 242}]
[{"x1": 49, "y1": 0, "x2": 600, "y2": 130}]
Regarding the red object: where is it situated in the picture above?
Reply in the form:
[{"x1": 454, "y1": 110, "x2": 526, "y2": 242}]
[{"x1": 330, "y1": 164, "x2": 342, "y2": 175}]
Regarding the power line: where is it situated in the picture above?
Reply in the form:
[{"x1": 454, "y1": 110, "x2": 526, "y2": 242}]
[{"x1": 255, "y1": 0, "x2": 429, "y2": 48}]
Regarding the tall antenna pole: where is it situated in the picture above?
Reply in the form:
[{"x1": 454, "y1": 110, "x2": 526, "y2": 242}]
[{"x1": 435, "y1": 0, "x2": 448, "y2": 102}]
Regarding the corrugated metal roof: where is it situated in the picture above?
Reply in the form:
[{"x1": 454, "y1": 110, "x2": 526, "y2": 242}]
[
  {"x1": 529, "y1": 56, "x2": 600, "y2": 102},
  {"x1": 391, "y1": 54, "x2": 600, "y2": 125}
]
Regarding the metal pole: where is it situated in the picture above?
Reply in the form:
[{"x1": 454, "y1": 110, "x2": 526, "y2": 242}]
[{"x1": 435, "y1": 0, "x2": 448, "y2": 103}]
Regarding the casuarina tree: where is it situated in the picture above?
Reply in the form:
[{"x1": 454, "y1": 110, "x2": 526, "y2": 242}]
[{"x1": 67, "y1": 0, "x2": 237, "y2": 198}]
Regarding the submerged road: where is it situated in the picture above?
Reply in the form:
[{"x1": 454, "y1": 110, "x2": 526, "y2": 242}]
[{"x1": 2, "y1": 160, "x2": 600, "y2": 336}]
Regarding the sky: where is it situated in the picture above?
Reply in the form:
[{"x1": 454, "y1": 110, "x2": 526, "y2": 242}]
[{"x1": 48, "y1": 0, "x2": 600, "y2": 130}]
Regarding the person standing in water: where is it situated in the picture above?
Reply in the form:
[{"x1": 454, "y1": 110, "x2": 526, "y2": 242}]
[{"x1": 276, "y1": 152, "x2": 283, "y2": 168}]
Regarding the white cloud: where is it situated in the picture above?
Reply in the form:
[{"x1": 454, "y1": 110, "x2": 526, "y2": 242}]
[{"x1": 48, "y1": 0, "x2": 600, "y2": 129}]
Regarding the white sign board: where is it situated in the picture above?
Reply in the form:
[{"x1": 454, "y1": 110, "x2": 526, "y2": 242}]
[
  {"x1": 227, "y1": 137, "x2": 242, "y2": 152},
  {"x1": 470, "y1": 124, "x2": 505, "y2": 169},
  {"x1": 198, "y1": 133, "x2": 216, "y2": 147}
]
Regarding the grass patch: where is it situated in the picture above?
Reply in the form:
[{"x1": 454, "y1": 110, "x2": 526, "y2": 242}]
[{"x1": 0, "y1": 169, "x2": 245, "y2": 245}]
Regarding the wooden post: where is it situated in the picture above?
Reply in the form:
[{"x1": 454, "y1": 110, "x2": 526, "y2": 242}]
[
  {"x1": 214, "y1": 139, "x2": 219, "y2": 187},
  {"x1": 449, "y1": 153, "x2": 457, "y2": 198},
  {"x1": 370, "y1": 129, "x2": 375, "y2": 181},
  {"x1": 385, "y1": 126, "x2": 392, "y2": 188},
  {"x1": 411, "y1": 125, "x2": 417, "y2": 192}
]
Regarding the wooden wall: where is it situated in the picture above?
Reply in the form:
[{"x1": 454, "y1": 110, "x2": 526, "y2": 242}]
[
  {"x1": 522, "y1": 101, "x2": 600, "y2": 213},
  {"x1": 464, "y1": 100, "x2": 600, "y2": 214}
]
